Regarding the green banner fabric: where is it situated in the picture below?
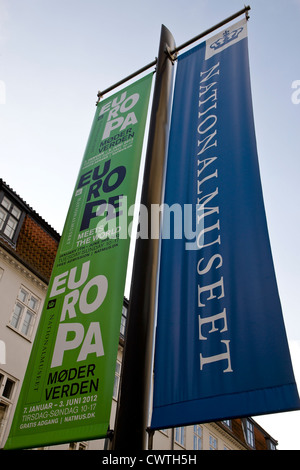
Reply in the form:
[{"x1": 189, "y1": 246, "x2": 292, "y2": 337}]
[{"x1": 5, "y1": 73, "x2": 153, "y2": 450}]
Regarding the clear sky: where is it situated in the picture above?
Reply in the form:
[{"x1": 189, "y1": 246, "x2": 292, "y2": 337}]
[{"x1": 1, "y1": 0, "x2": 300, "y2": 450}]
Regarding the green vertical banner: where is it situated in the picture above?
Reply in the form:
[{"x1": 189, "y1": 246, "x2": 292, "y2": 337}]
[{"x1": 5, "y1": 73, "x2": 153, "y2": 450}]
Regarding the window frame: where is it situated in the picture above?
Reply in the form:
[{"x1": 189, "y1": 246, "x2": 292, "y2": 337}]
[
  {"x1": 0, "y1": 401, "x2": 9, "y2": 442},
  {"x1": 0, "y1": 371, "x2": 17, "y2": 441},
  {"x1": 209, "y1": 433, "x2": 218, "y2": 450},
  {"x1": 8, "y1": 286, "x2": 40, "y2": 340},
  {"x1": 0, "y1": 192, "x2": 24, "y2": 245},
  {"x1": 244, "y1": 418, "x2": 255, "y2": 449},
  {"x1": 120, "y1": 305, "x2": 127, "y2": 338},
  {"x1": 174, "y1": 426, "x2": 185, "y2": 447},
  {"x1": 113, "y1": 360, "x2": 122, "y2": 400},
  {"x1": 0, "y1": 372, "x2": 16, "y2": 402},
  {"x1": 68, "y1": 441, "x2": 88, "y2": 450},
  {"x1": 222, "y1": 419, "x2": 232, "y2": 429},
  {"x1": 267, "y1": 439, "x2": 277, "y2": 450},
  {"x1": 193, "y1": 424, "x2": 203, "y2": 450}
]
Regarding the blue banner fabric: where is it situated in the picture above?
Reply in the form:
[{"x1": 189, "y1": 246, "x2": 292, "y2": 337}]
[{"x1": 151, "y1": 19, "x2": 300, "y2": 429}]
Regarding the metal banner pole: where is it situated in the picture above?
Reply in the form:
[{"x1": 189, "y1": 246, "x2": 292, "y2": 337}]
[{"x1": 112, "y1": 24, "x2": 176, "y2": 451}]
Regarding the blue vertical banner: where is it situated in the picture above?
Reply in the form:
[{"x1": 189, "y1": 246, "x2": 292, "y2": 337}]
[{"x1": 151, "y1": 19, "x2": 300, "y2": 429}]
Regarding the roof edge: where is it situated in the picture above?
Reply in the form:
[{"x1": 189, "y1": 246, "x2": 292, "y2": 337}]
[{"x1": 0, "y1": 178, "x2": 61, "y2": 240}]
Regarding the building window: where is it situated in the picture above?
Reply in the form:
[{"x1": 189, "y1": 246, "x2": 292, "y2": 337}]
[
  {"x1": 69, "y1": 442, "x2": 88, "y2": 450},
  {"x1": 175, "y1": 427, "x2": 185, "y2": 447},
  {"x1": 113, "y1": 360, "x2": 121, "y2": 400},
  {"x1": 0, "y1": 372, "x2": 15, "y2": 401},
  {"x1": 2, "y1": 378, "x2": 14, "y2": 399},
  {"x1": 209, "y1": 434, "x2": 218, "y2": 450},
  {"x1": 222, "y1": 419, "x2": 231, "y2": 428},
  {"x1": 193, "y1": 425, "x2": 202, "y2": 450},
  {"x1": 9, "y1": 286, "x2": 40, "y2": 339},
  {"x1": 0, "y1": 402, "x2": 8, "y2": 439},
  {"x1": 267, "y1": 439, "x2": 277, "y2": 450},
  {"x1": 120, "y1": 305, "x2": 127, "y2": 338},
  {"x1": 0, "y1": 371, "x2": 17, "y2": 440},
  {"x1": 245, "y1": 419, "x2": 255, "y2": 448},
  {"x1": 0, "y1": 195, "x2": 22, "y2": 242}
]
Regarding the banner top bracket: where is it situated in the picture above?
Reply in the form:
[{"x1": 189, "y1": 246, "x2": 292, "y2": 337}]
[
  {"x1": 96, "y1": 5, "x2": 251, "y2": 102},
  {"x1": 165, "y1": 46, "x2": 177, "y2": 65},
  {"x1": 245, "y1": 4, "x2": 250, "y2": 21}
]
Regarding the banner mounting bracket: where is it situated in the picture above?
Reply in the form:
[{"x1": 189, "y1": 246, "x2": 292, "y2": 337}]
[
  {"x1": 165, "y1": 46, "x2": 177, "y2": 65},
  {"x1": 245, "y1": 4, "x2": 250, "y2": 21},
  {"x1": 95, "y1": 6, "x2": 251, "y2": 102}
]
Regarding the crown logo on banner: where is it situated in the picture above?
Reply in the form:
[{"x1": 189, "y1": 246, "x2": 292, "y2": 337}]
[{"x1": 210, "y1": 26, "x2": 244, "y2": 50}]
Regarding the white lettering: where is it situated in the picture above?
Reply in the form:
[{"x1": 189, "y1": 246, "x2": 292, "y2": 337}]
[
  {"x1": 197, "y1": 114, "x2": 217, "y2": 135},
  {"x1": 60, "y1": 290, "x2": 80, "y2": 321},
  {"x1": 120, "y1": 93, "x2": 139, "y2": 112},
  {"x1": 200, "y1": 62, "x2": 220, "y2": 82},
  {"x1": 120, "y1": 111, "x2": 137, "y2": 131},
  {"x1": 197, "y1": 131, "x2": 217, "y2": 155},
  {"x1": 51, "y1": 322, "x2": 104, "y2": 368},
  {"x1": 199, "y1": 87, "x2": 217, "y2": 104},
  {"x1": 196, "y1": 220, "x2": 221, "y2": 249},
  {"x1": 50, "y1": 271, "x2": 68, "y2": 297},
  {"x1": 79, "y1": 275, "x2": 108, "y2": 314},
  {"x1": 102, "y1": 117, "x2": 124, "y2": 139},
  {"x1": 197, "y1": 254, "x2": 223, "y2": 275},
  {"x1": 77, "y1": 322, "x2": 104, "y2": 361},
  {"x1": 112, "y1": 92, "x2": 127, "y2": 108},
  {"x1": 50, "y1": 260, "x2": 108, "y2": 368},
  {"x1": 195, "y1": 60, "x2": 233, "y2": 374},
  {"x1": 200, "y1": 340, "x2": 233, "y2": 373},
  {"x1": 199, "y1": 82, "x2": 217, "y2": 96},
  {"x1": 198, "y1": 102, "x2": 217, "y2": 118},
  {"x1": 197, "y1": 170, "x2": 218, "y2": 193},
  {"x1": 99, "y1": 101, "x2": 111, "y2": 116},
  {"x1": 68, "y1": 261, "x2": 90, "y2": 290},
  {"x1": 50, "y1": 262, "x2": 91, "y2": 298},
  {"x1": 102, "y1": 92, "x2": 140, "y2": 139},
  {"x1": 107, "y1": 106, "x2": 120, "y2": 121},
  {"x1": 51, "y1": 323, "x2": 84, "y2": 368},
  {"x1": 198, "y1": 308, "x2": 228, "y2": 340},
  {"x1": 197, "y1": 156, "x2": 217, "y2": 175},
  {"x1": 198, "y1": 277, "x2": 225, "y2": 307}
]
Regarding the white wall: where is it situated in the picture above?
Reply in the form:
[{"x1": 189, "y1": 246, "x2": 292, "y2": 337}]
[{"x1": 0, "y1": 249, "x2": 47, "y2": 447}]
